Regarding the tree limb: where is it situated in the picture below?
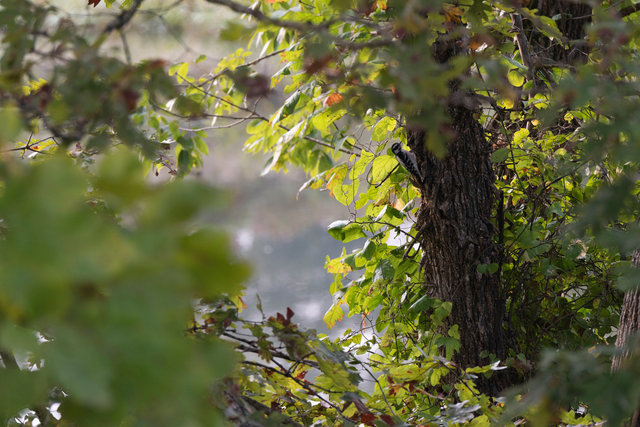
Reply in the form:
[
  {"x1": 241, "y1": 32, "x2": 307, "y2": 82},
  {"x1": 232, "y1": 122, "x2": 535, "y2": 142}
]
[
  {"x1": 103, "y1": 0, "x2": 145, "y2": 35},
  {"x1": 620, "y1": 3, "x2": 640, "y2": 18},
  {"x1": 203, "y1": 0, "x2": 334, "y2": 32},
  {"x1": 510, "y1": 13, "x2": 534, "y2": 82},
  {"x1": 202, "y1": 0, "x2": 394, "y2": 48}
]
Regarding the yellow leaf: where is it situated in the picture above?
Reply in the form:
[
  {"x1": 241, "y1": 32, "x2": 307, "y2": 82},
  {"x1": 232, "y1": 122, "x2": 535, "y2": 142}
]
[
  {"x1": 323, "y1": 302, "x2": 345, "y2": 328},
  {"x1": 393, "y1": 197, "x2": 405, "y2": 210},
  {"x1": 326, "y1": 258, "x2": 352, "y2": 274}
]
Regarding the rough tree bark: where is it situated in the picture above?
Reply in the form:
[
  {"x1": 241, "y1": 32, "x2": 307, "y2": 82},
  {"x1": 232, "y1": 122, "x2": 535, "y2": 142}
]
[
  {"x1": 406, "y1": 2, "x2": 593, "y2": 395},
  {"x1": 408, "y1": 37, "x2": 511, "y2": 395},
  {"x1": 530, "y1": 0, "x2": 591, "y2": 64},
  {"x1": 613, "y1": 249, "x2": 640, "y2": 427},
  {"x1": 411, "y1": 123, "x2": 509, "y2": 395}
]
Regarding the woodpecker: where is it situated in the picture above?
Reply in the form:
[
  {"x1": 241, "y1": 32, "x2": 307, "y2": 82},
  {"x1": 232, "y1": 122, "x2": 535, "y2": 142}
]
[{"x1": 391, "y1": 142, "x2": 423, "y2": 184}]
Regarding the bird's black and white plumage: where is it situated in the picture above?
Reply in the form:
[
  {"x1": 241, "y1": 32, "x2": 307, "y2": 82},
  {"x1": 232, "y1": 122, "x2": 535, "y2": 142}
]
[{"x1": 391, "y1": 142, "x2": 423, "y2": 184}]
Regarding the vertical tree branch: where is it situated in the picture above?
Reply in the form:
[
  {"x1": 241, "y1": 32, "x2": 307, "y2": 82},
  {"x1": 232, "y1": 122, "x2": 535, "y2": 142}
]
[{"x1": 511, "y1": 13, "x2": 535, "y2": 82}]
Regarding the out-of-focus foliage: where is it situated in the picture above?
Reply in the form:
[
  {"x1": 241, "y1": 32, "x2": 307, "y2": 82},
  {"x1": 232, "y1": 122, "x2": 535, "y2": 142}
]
[
  {"x1": 0, "y1": 1, "x2": 251, "y2": 425},
  {"x1": 0, "y1": 153, "x2": 248, "y2": 426},
  {"x1": 3, "y1": 0, "x2": 640, "y2": 425},
  {"x1": 0, "y1": 0, "x2": 209, "y2": 173}
]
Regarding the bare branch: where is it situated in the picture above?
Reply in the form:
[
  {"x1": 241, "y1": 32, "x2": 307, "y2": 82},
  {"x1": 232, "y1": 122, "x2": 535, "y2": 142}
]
[
  {"x1": 103, "y1": 0, "x2": 145, "y2": 35},
  {"x1": 510, "y1": 13, "x2": 534, "y2": 82},
  {"x1": 203, "y1": 0, "x2": 335, "y2": 32}
]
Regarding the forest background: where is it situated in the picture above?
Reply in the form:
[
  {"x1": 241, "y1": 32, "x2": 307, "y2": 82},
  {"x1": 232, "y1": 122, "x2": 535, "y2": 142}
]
[{"x1": 1, "y1": 0, "x2": 640, "y2": 426}]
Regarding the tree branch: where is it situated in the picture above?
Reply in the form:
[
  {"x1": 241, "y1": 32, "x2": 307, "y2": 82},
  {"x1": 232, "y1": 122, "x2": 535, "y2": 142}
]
[
  {"x1": 510, "y1": 13, "x2": 534, "y2": 82},
  {"x1": 620, "y1": 3, "x2": 640, "y2": 18},
  {"x1": 0, "y1": 350, "x2": 19, "y2": 370},
  {"x1": 223, "y1": 381, "x2": 304, "y2": 427},
  {"x1": 202, "y1": 0, "x2": 394, "y2": 49},
  {"x1": 241, "y1": 360, "x2": 355, "y2": 423},
  {"x1": 203, "y1": 0, "x2": 334, "y2": 32},
  {"x1": 103, "y1": 0, "x2": 145, "y2": 35}
]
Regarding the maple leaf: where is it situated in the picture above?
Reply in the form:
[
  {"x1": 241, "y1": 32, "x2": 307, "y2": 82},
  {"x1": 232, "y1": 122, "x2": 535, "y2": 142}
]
[{"x1": 88, "y1": 0, "x2": 101, "y2": 7}]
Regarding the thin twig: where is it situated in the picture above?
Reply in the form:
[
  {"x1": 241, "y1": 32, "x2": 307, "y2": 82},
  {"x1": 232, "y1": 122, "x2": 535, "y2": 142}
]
[
  {"x1": 240, "y1": 360, "x2": 355, "y2": 423},
  {"x1": 119, "y1": 30, "x2": 132, "y2": 64},
  {"x1": 203, "y1": 48, "x2": 286, "y2": 87}
]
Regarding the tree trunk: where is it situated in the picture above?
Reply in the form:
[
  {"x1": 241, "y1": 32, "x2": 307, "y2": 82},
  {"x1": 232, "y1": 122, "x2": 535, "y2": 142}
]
[
  {"x1": 408, "y1": 36, "x2": 511, "y2": 394},
  {"x1": 406, "y1": 2, "x2": 593, "y2": 395},
  {"x1": 530, "y1": 0, "x2": 591, "y2": 64},
  {"x1": 411, "y1": 118, "x2": 509, "y2": 395},
  {"x1": 613, "y1": 249, "x2": 640, "y2": 426}
]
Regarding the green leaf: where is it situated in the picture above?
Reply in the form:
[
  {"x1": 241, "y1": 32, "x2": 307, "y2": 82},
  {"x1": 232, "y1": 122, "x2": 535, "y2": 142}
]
[
  {"x1": 433, "y1": 301, "x2": 452, "y2": 322},
  {"x1": 177, "y1": 149, "x2": 192, "y2": 175},
  {"x1": 173, "y1": 95, "x2": 203, "y2": 116},
  {"x1": 537, "y1": 15, "x2": 563, "y2": 40},
  {"x1": 513, "y1": 128, "x2": 530, "y2": 145},
  {"x1": 219, "y1": 21, "x2": 254, "y2": 42},
  {"x1": 323, "y1": 302, "x2": 345, "y2": 329},
  {"x1": 477, "y1": 263, "x2": 499, "y2": 274},
  {"x1": 272, "y1": 91, "x2": 301, "y2": 124},
  {"x1": 371, "y1": 154, "x2": 398, "y2": 182},
  {"x1": 44, "y1": 327, "x2": 112, "y2": 408},
  {"x1": 375, "y1": 205, "x2": 404, "y2": 226},
  {"x1": 169, "y1": 62, "x2": 189, "y2": 84},
  {"x1": 311, "y1": 108, "x2": 345, "y2": 133},
  {"x1": 507, "y1": 69, "x2": 525, "y2": 87},
  {"x1": 371, "y1": 116, "x2": 397, "y2": 142},
  {"x1": 501, "y1": 54, "x2": 527, "y2": 71},
  {"x1": 0, "y1": 106, "x2": 22, "y2": 144},
  {"x1": 0, "y1": 151, "x2": 241, "y2": 424},
  {"x1": 434, "y1": 336, "x2": 460, "y2": 360},
  {"x1": 349, "y1": 150, "x2": 374, "y2": 180},
  {"x1": 0, "y1": 369, "x2": 48, "y2": 421},
  {"x1": 359, "y1": 240, "x2": 376, "y2": 259},
  {"x1": 327, "y1": 220, "x2": 367, "y2": 242},
  {"x1": 491, "y1": 147, "x2": 510, "y2": 163},
  {"x1": 409, "y1": 295, "x2": 435, "y2": 312},
  {"x1": 373, "y1": 259, "x2": 394, "y2": 283}
]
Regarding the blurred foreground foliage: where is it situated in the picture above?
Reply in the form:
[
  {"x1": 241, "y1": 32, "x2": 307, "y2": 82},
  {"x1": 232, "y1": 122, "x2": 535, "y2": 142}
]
[
  {"x1": 1, "y1": 0, "x2": 640, "y2": 426},
  {"x1": 0, "y1": 152, "x2": 249, "y2": 426}
]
